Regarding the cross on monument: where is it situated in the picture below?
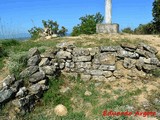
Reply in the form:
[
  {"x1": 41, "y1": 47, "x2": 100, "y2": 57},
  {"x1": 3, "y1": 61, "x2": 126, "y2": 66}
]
[
  {"x1": 96, "y1": 0, "x2": 119, "y2": 33},
  {"x1": 105, "y1": 0, "x2": 112, "y2": 24}
]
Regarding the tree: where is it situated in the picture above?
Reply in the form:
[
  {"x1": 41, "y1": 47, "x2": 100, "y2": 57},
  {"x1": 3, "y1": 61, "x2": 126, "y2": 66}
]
[
  {"x1": 152, "y1": 0, "x2": 160, "y2": 33},
  {"x1": 71, "y1": 12, "x2": 104, "y2": 36},
  {"x1": 121, "y1": 27, "x2": 134, "y2": 34},
  {"x1": 28, "y1": 20, "x2": 68, "y2": 40},
  {"x1": 134, "y1": 23, "x2": 154, "y2": 34}
]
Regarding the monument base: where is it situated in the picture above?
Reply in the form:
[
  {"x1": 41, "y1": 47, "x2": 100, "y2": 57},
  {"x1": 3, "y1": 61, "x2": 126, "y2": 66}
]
[{"x1": 96, "y1": 24, "x2": 119, "y2": 33}]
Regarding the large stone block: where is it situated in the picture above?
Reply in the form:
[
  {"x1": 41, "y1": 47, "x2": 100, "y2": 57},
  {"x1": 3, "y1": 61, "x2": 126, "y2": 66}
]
[{"x1": 96, "y1": 24, "x2": 119, "y2": 33}]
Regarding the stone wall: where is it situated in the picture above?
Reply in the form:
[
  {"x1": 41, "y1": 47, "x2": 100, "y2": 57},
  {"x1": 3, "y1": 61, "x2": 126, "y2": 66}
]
[{"x1": 0, "y1": 42, "x2": 160, "y2": 115}]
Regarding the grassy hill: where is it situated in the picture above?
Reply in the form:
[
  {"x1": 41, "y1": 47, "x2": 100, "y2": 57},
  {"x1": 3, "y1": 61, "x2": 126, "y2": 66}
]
[{"x1": 0, "y1": 33, "x2": 160, "y2": 120}]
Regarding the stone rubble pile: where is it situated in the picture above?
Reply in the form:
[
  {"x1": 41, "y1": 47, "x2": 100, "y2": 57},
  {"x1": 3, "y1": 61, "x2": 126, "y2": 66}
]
[{"x1": 0, "y1": 42, "x2": 160, "y2": 115}]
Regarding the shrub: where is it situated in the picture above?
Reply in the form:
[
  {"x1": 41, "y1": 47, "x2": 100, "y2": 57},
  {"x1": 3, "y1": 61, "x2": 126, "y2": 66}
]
[
  {"x1": 71, "y1": 12, "x2": 104, "y2": 36},
  {"x1": 28, "y1": 27, "x2": 43, "y2": 40},
  {"x1": 152, "y1": 0, "x2": 160, "y2": 33},
  {"x1": 121, "y1": 27, "x2": 134, "y2": 34},
  {"x1": 134, "y1": 23, "x2": 155, "y2": 34},
  {"x1": 28, "y1": 20, "x2": 68, "y2": 40}
]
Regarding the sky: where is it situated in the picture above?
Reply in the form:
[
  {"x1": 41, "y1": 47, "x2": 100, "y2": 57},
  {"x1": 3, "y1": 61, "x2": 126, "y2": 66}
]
[{"x1": 0, "y1": 0, "x2": 154, "y2": 38}]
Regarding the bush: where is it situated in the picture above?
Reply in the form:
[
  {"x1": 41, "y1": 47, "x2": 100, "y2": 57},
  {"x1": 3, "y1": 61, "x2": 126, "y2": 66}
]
[
  {"x1": 28, "y1": 20, "x2": 68, "y2": 40},
  {"x1": 121, "y1": 27, "x2": 134, "y2": 34},
  {"x1": 71, "y1": 12, "x2": 104, "y2": 36},
  {"x1": 28, "y1": 27, "x2": 43, "y2": 40},
  {"x1": 152, "y1": 0, "x2": 160, "y2": 33},
  {"x1": 134, "y1": 23, "x2": 155, "y2": 34}
]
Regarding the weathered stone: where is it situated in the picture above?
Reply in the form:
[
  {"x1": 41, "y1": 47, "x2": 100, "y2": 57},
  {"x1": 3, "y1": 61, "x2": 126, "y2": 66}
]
[
  {"x1": 100, "y1": 46, "x2": 122, "y2": 52},
  {"x1": 106, "y1": 76, "x2": 116, "y2": 82},
  {"x1": 28, "y1": 48, "x2": 40, "y2": 58},
  {"x1": 139, "y1": 57, "x2": 160, "y2": 65},
  {"x1": 27, "y1": 55, "x2": 41, "y2": 66},
  {"x1": 142, "y1": 64, "x2": 157, "y2": 73},
  {"x1": 2, "y1": 75, "x2": 16, "y2": 87},
  {"x1": 0, "y1": 88, "x2": 14, "y2": 103},
  {"x1": 70, "y1": 62, "x2": 75, "y2": 68},
  {"x1": 29, "y1": 72, "x2": 45, "y2": 83},
  {"x1": 136, "y1": 58, "x2": 144, "y2": 70},
  {"x1": 113, "y1": 70, "x2": 124, "y2": 78},
  {"x1": 56, "y1": 50, "x2": 71, "y2": 59},
  {"x1": 92, "y1": 76, "x2": 106, "y2": 82},
  {"x1": 88, "y1": 47, "x2": 100, "y2": 56},
  {"x1": 88, "y1": 70, "x2": 104, "y2": 76},
  {"x1": 29, "y1": 84, "x2": 43, "y2": 95},
  {"x1": 136, "y1": 49, "x2": 155, "y2": 58},
  {"x1": 99, "y1": 53, "x2": 116, "y2": 65},
  {"x1": 12, "y1": 94, "x2": 35, "y2": 112},
  {"x1": 81, "y1": 74, "x2": 91, "y2": 81},
  {"x1": 59, "y1": 63, "x2": 65, "y2": 69},
  {"x1": 20, "y1": 66, "x2": 39, "y2": 78},
  {"x1": 65, "y1": 62, "x2": 70, "y2": 68},
  {"x1": 40, "y1": 52, "x2": 55, "y2": 59},
  {"x1": 139, "y1": 43, "x2": 158, "y2": 54},
  {"x1": 72, "y1": 48, "x2": 90, "y2": 56},
  {"x1": 75, "y1": 68, "x2": 85, "y2": 73},
  {"x1": 117, "y1": 49, "x2": 139, "y2": 58},
  {"x1": 99, "y1": 65, "x2": 116, "y2": 71},
  {"x1": 60, "y1": 87, "x2": 70, "y2": 93},
  {"x1": 40, "y1": 66, "x2": 56, "y2": 75},
  {"x1": 16, "y1": 87, "x2": 28, "y2": 98},
  {"x1": 92, "y1": 64, "x2": 100, "y2": 69},
  {"x1": 84, "y1": 91, "x2": 92, "y2": 96},
  {"x1": 54, "y1": 104, "x2": 68, "y2": 116},
  {"x1": 75, "y1": 62, "x2": 91, "y2": 69},
  {"x1": 10, "y1": 80, "x2": 23, "y2": 92},
  {"x1": 56, "y1": 42, "x2": 75, "y2": 50},
  {"x1": 121, "y1": 43, "x2": 137, "y2": 50},
  {"x1": 123, "y1": 58, "x2": 136, "y2": 69},
  {"x1": 39, "y1": 58, "x2": 50, "y2": 67},
  {"x1": 73, "y1": 56, "x2": 91, "y2": 62},
  {"x1": 103, "y1": 71, "x2": 113, "y2": 78},
  {"x1": 61, "y1": 72, "x2": 78, "y2": 78}
]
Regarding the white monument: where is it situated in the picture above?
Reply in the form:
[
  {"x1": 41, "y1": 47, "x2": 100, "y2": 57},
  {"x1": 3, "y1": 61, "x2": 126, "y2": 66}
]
[{"x1": 96, "y1": 0, "x2": 119, "y2": 33}]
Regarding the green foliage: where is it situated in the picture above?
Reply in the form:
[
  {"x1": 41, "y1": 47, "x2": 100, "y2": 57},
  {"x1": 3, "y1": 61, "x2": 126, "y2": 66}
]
[
  {"x1": 28, "y1": 27, "x2": 43, "y2": 40},
  {"x1": 134, "y1": 23, "x2": 155, "y2": 34},
  {"x1": 43, "y1": 77, "x2": 72, "y2": 110},
  {"x1": 7, "y1": 51, "x2": 28, "y2": 78},
  {"x1": 151, "y1": 68, "x2": 160, "y2": 77},
  {"x1": 28, "y1": 20, "x2": 68, "y2": 40},
  {"x1": 152, "y1": 0, "x2": 160, "y2": 33},
  {"x1": 121, "y1": 27, "x2": 134, "y2": 34},
  {"x1": 71, "y1": 12, "x2": 104, "y2": 36}
]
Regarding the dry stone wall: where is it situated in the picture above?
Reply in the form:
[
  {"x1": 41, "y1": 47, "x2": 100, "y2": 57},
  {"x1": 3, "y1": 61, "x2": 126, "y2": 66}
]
[{"x1": 0, "y1": 42, "x2": 160, "y2": 115}]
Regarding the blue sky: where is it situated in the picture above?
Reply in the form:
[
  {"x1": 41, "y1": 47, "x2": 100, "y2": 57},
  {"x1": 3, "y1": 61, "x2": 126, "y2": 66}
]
[{"x1": 0, "y1": 0, "x2": 154, "y2": 38}]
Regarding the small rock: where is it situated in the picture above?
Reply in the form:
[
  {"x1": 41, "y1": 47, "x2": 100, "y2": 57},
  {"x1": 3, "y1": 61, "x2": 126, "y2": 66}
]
[
  {"x1": 39, "y1": 58, "x2": 50, "y2": 67},
  {"x1": 16, "y1": 87, "x2": 28, "y2": 98},
  {"x1": 20, "y1": 66, "x2": 39, "y2": 78},
  {"x1": 27, "y1": 55, "x2": 41, "y2": 66},
  {"x1": 81, "y1": 74, "x2": 91, "y2": 81},
  {"x1": 60, "y1": 87, "x2": 70, "y2": 93},
  {"x1": 2, "y1": 75, "x2": 16, "y2": 87},
  {"x1": 29, "y1": 72, "x2": 45, "y2": 83},
  {"x1": 54, "y1": 104, "x2": 68, "y2": 116},
  {"x1": 103, "y1": 71, "x2": 113, "y2": 78},
  {"x1": 56, "y1": 50, "x2": 71, "y2": 59},
  {"x1": 0, "y1": 88, "x2": 14, "y2": 103},
  {"x1": 28, "y1": 48, "x2": 40, "y2": 58},
  {"x1": 84, "y1": 91, "x2": 92, "y2": 96}
]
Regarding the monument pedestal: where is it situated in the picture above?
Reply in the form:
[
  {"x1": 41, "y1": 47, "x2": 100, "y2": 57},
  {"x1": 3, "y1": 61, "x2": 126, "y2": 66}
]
[{"x1": 96, "y1": 23, "x2": 119, "y2": 33}]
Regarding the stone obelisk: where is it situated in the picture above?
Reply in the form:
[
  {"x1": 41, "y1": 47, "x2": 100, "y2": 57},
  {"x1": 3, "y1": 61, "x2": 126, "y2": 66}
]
[
  {"x1": 105, "y1": 0, "x2": 112, "y2": 24},
  {"x1": 96, "y1": 0, "x2": 119, "y2": 33}
]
